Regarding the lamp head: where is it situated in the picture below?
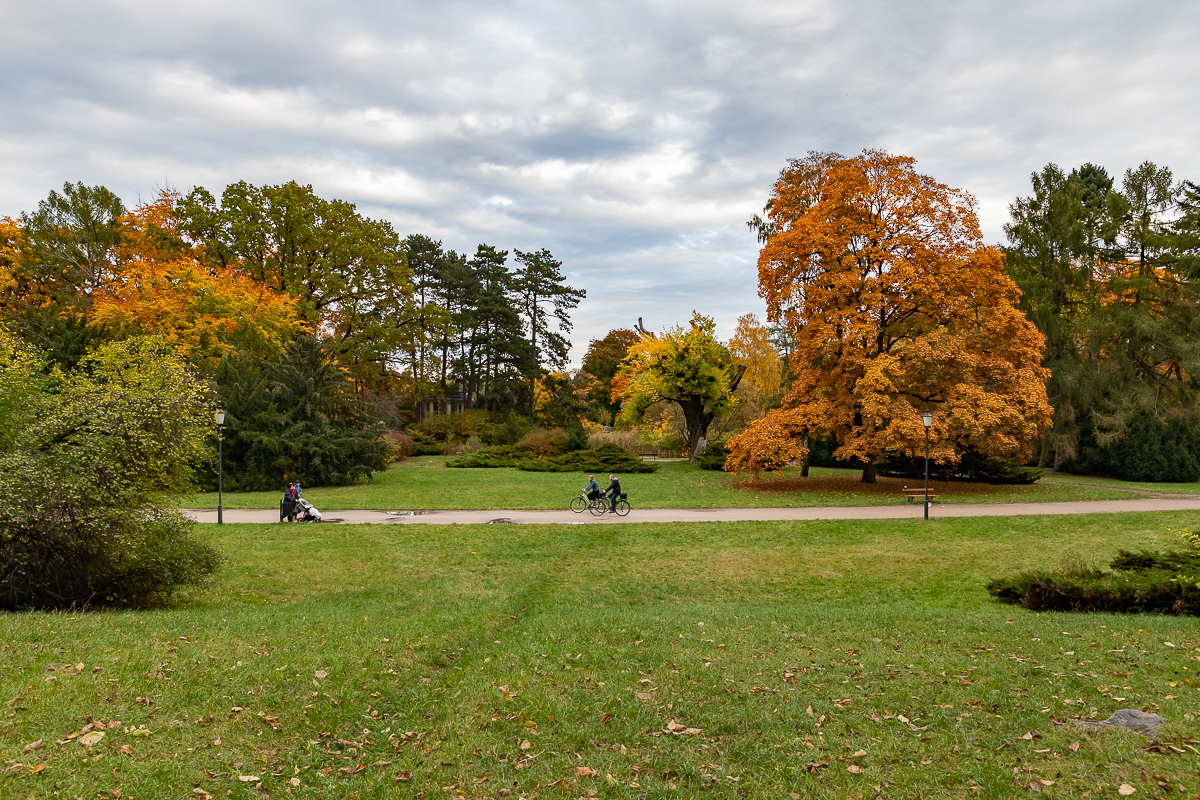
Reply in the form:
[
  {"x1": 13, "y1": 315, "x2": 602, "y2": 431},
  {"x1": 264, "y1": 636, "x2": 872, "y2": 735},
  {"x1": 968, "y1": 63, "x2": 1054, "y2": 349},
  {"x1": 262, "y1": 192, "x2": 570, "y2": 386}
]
[
  {"x1": 215, "y1": 408, "x2": 226, "y2": 426},
  {"x1": 921, "y1": 411, "x2": 933, "y2": 428}
]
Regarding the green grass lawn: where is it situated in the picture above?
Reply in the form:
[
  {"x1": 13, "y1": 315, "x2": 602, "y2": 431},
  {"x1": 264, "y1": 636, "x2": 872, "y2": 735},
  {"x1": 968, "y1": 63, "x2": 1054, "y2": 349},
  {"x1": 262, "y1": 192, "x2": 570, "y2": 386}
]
[
  {"x1": 185, "y1": 457, "x2": 1147, "y2": 510},
  {"x1": 4, "y1": 512, "x2": 1200, "y2": 798}
]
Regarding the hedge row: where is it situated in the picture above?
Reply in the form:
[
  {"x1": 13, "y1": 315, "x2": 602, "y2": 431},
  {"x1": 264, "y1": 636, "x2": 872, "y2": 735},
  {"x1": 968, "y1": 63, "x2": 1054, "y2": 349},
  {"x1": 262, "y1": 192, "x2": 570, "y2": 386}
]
[
  {"x1": 987, "y1": 549, "x2": 1200, "y2": 615},
  {"x1": 446, "y1": 443, "x2": 660, "y2": 474}
]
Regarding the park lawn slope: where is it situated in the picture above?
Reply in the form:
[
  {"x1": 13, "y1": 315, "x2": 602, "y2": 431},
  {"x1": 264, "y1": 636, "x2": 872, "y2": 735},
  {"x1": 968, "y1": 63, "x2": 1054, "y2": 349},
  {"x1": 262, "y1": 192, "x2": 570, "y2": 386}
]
[
  {"x1": 4, "y1": 512, "x2": 1200, "y2": 798},
  {"x1": 185, "y1": 457, "x2": 1140, "y2": 511}
]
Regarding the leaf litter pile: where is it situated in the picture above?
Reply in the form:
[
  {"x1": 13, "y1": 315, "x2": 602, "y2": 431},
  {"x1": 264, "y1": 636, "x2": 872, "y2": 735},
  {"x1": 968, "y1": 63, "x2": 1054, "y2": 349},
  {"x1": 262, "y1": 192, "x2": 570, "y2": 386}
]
[{"x1": 3, "y1": 515, "x2": 1200, "y2": 798}]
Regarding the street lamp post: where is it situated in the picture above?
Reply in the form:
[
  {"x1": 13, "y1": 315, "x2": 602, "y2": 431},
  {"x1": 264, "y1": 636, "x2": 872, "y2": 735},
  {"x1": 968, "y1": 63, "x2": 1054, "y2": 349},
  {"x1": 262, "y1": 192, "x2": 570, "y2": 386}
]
[
  {"x1": 215, "y1": 409, "x2": 226, "y2": 525},
  {"x1": 921, "y1": 411, "x2": 933, "y2": 521}
]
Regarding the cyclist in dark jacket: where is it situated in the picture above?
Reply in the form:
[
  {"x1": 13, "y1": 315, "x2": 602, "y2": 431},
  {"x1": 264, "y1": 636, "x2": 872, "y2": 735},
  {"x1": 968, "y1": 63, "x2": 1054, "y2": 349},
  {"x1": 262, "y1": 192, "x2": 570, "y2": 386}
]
[{"x1": 606, "y1": 474, "x2": 622, "y2": 512}]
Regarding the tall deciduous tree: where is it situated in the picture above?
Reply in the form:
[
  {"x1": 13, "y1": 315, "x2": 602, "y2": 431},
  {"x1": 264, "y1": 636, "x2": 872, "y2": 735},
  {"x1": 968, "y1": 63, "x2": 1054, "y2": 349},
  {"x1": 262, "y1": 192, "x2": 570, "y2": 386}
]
[
  {"x1": 581, "y1": 328, "x2": 640, "y2": 419},
  {"x1": 3, "y1": 183, "x2": 126, "y2": 366},
  {"x1": 614, "y1": 313, "x2": 745, "y2": 463},
  {"x1": 88, "y1": 193, "x2": 302, "y2": 367},
  {"x1": 178, "y1": 181, "x2": 412, "y2": 389},
  {"x1": 735, "y1": 150, "x2": 1052, "y2": 482}
]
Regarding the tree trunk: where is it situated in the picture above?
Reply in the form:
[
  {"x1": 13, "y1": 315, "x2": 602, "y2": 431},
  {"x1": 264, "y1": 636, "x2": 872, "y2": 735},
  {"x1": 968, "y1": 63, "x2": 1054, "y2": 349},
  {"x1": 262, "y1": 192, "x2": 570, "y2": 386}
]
[
  {"x1": 800, "y1": 434, "x2": 810, "y2": 477},
  {"x1": 861, "y1": 460, "x2": 876, "y2": 484},
  {"x1": 683, "y1": 364, "x2": 748, "y2": 464},
  {"x1": 1037, "y1": 431, "x2": 1050, "y2": 469}
]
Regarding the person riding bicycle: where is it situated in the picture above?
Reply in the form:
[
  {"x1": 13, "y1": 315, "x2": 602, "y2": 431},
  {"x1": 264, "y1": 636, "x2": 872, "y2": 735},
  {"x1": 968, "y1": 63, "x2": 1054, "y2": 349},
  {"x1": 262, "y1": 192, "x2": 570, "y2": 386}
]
[
  {"x1": 584, "y1": 474, "x2": 600, "y2": 501},
  {"x1": 606, "y1": 474, "x2": 622, "y2": 512}
]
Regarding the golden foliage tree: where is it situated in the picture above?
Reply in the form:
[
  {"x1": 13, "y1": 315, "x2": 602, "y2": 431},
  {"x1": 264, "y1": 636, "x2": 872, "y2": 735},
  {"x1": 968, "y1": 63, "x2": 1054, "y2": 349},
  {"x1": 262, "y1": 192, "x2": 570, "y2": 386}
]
[
  {"x1": 89, "y1": 193, "x2": 303, "y2": 366},
  {"x1": 614, "y1": 313, "x2": 744, "y2": 463},
  {"x1": 730, "y1": 150, "x2": 1052, "y2": 482}
]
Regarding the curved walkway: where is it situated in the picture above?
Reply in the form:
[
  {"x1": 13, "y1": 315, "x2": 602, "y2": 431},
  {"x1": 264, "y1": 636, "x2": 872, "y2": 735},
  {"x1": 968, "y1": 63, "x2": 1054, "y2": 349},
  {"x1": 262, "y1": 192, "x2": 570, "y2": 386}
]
[{"x1": 185, "y1": 496, "x2": 1200, "y2": 525}]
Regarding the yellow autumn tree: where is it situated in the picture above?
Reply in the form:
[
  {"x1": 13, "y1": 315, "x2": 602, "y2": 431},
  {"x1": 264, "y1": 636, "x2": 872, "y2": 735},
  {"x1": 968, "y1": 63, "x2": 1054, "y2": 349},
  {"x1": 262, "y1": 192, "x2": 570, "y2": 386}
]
[
  {"x1": 89, "y1": 193, "x2": 302, "y2": 366},
  {"x1": 726, "y1": 312, "x2": 782, "y2": 426},
  {"x1": 728, "y1": 150, "x2": 1052, "y2": 481}
]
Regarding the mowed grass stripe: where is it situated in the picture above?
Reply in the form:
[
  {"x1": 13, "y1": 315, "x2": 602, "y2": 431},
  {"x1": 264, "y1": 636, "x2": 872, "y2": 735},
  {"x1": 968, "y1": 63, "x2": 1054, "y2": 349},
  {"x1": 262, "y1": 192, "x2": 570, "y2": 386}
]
[{"x1": 3, "y1": 513, "x2": 1199, "y2": 799}]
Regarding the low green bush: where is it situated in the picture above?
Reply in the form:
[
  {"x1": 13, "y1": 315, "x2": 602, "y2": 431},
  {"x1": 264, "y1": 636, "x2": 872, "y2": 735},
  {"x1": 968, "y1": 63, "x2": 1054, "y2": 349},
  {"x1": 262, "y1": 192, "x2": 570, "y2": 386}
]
[
  {"x1": 698, "y1": 441, "x2": 729, "y2": 471},
  {"x1": 447, "y1": 443, "x2": 659, "y2": 473},
  {"x1": 445, "y1": 445, "x2": 533, "y2": 469},
  {"x1": 410, "y1": 432, "x2": 445, "y2": 456},
  {"x1": 535, "y1": 444, "x2": 660, "y2": 474},
  {"x1": 987, "y1": 548, "x2": 1200, "y2": 615}
]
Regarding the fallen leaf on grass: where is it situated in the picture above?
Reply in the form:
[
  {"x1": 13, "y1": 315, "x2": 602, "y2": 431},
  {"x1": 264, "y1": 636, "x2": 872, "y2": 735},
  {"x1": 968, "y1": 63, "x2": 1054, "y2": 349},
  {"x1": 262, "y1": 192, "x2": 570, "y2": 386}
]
[
  {"x1": 238, "y1": 775, "x2": 260, "y2": 782},
  {"x1": 1118, "y1": 785, "x2": 1136, "y2": 796},
  {"x1": 1069, "y1": 742, "x2": 1080, "y2": 752},
  {"x1": 521, "y1": 740, "x2": 531, "y2": 751},
  {"x1": 372, "y1": 760, "x2": 391, "y2": 766},
  {"x1": 846, "y1": 764, "x2": 862, "y2": 774},
  {"x1": 394, "y1": 770, "x2": 413, "y2": 781},
  {"x1": 119, "y1": 745, "x2": 133, "y2": 754},
  {"x1": 551, "y1": 778, "x2": 570, "y2": 788},
  {"x1": 29, "y1": 764, "x2": 46, "y2": 774},
  {"x1": 78, "y1": 731, "x2": 105, "y2": 746},
  {"x1": 851, "y1": 749, "x2": 867, "y2": 757},
  {"x1": 920, "y1": 759, "x2": 932, "y2": 766},
  {"x1": 22, "y1": 740, "x2": 43, "y2": 753},
  {"x1": 1018, "y1": 732, "x2": 1034, "y2": 740},
  {"x1": 314, "y1": 671, "x2": 327, "y2": 679},
  {"x1": 634, "y1": 692, "x2": 652, "y2": 702},
  {"x1": 577, "y1": 766, "x2": 596, "y2": 776}
]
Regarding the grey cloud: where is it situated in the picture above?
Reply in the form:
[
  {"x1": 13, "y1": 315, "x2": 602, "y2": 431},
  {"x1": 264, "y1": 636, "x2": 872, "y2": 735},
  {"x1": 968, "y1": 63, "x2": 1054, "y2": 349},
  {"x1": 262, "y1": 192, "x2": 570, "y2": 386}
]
[{"x1": 2, "y1": 1, "x2": 1199, "y2": 358}]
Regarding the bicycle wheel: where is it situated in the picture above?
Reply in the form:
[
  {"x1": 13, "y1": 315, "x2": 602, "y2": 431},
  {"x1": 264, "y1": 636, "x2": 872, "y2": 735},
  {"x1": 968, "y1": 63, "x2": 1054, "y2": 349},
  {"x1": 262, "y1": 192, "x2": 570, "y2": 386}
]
[
  {"x1": 570, "y1": 496, "x2": 588, "y2": 513},
  {"x1": 614, "y1": 499, "x2": 631, "y2": 517},
  {"x1": 589, "y1": 501, "x2": 607, "y2": 517}
]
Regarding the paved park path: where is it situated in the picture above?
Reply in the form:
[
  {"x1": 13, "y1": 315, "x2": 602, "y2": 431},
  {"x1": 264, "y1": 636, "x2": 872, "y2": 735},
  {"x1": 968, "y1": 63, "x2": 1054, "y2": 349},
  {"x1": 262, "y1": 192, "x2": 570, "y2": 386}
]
[{"x1": 185, "y1": 496, "x2": 1200, "y2": 525}]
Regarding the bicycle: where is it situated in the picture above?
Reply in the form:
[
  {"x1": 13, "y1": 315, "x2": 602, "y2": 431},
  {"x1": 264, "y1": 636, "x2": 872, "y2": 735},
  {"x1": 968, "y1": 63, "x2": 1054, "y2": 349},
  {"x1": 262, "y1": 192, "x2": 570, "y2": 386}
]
[
  {"x1": 570, "y1": 490, "x2": 607, "y2": 513},
  {"x1": 589, "y1": 493, "x2": 631, "y2": 517}
]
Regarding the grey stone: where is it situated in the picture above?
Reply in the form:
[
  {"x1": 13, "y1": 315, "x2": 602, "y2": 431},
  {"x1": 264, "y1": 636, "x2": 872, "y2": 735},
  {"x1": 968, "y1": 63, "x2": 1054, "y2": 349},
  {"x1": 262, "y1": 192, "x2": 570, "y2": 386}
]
[{"x1": 1074, "y1": 709, "x2": 1167, "y2": 736}]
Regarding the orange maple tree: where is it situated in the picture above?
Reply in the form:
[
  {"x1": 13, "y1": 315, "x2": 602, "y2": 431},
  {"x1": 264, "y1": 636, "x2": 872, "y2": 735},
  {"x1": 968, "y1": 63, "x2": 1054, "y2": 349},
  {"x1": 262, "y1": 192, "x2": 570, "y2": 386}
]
[
  {"x1": 728, "y1": 150, "x2": 1052, "y2": 481},
  {"x1": 89, "y1": 193, "x2": 302, "y2": 365}
]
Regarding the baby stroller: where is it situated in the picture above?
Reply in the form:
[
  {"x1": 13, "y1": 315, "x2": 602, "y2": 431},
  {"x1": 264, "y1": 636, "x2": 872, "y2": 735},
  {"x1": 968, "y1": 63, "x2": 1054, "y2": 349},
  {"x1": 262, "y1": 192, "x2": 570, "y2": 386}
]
[
  {"x1": 279, "y1": 494, "x2": 322, "y2": 522},
  {"x1": 293, "y1": 498, "x2": 322, "y2": 522}
]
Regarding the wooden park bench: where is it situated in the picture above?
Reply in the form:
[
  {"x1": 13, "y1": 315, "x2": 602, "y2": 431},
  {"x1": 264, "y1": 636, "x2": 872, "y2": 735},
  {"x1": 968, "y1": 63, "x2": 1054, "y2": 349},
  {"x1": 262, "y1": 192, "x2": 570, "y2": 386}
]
[
  {"x1": 638, "y1": 451, "x2": 660, "y2": 461},
  {"x1": 901, "y1": 485, "x2": 939, "y2": 503}
]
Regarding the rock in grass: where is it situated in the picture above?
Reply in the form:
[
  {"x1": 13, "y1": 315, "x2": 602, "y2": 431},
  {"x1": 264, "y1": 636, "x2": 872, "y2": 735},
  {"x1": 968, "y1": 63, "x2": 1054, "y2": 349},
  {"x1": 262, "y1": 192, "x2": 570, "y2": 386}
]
[{"x1": 1075, "y1": 709, "x2": 1167, "y2": 736}]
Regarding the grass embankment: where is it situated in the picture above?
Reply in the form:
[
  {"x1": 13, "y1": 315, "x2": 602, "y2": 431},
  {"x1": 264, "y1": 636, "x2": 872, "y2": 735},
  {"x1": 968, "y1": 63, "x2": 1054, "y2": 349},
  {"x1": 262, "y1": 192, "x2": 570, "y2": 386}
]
[
  {"x1": 187, "y1": 457, "x2": 1145, "y2": 510},
  {"x1": 4, "y1": 513, "x2": 1200, "y2": 798}
]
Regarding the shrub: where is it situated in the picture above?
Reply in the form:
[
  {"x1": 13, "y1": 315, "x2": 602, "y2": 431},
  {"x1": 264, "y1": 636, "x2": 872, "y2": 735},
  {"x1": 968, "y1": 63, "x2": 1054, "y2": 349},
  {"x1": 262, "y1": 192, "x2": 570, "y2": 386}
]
[
  {"x1": 564, "y1": 427, "x2": 591, "y2": 453},
  {"x1": 446, "y1": 445, "x2": 533, "y2": 469},
  {"x1": 986, "y1": 548, "x2": 1200, "y2": 615},
  {"x1": 410, "y1": 432, "x2": 444, "y2": 456},
  {"x1": 534, "y1": 444, "x2": 660, "y2": 474},
  {"x1": 383, "y1": 430, "x2": 413, "y2": 462},
  {"x1": 447, "y1": 443, "x2": 659, "y2": 473},
  {"x1": 0, "y1": 334, "x2": 221, "y2": 609},
  {"x1": 493, "y1": 411, "x2": 532, "y2": 446},
  {"x1": 517, "y1": 427, "x2": 569, "y2": 457},
  {"x1": 698, "y1": 441, "x2": 730, "y2": 471},
  {"x1": 1109, "y1": 412, "x2": 1200, "y2": 483}
]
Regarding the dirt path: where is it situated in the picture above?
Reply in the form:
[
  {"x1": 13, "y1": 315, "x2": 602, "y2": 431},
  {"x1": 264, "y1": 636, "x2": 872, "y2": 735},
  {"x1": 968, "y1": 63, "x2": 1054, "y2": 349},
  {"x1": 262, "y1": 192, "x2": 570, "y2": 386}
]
[{"x1": 185, "y1": 496, "x2": 1200, "y2": 525}]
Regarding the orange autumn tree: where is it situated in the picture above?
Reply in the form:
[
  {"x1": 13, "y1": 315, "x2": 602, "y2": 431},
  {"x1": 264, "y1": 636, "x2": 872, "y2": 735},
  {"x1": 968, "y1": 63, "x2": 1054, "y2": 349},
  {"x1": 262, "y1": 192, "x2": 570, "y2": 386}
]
[
  {"x1": 728, "y1": 150, "x2": 1052, "y2": 482},
  {"x1": 89, "y1": 193, "x2": 302, "y2": 365}
]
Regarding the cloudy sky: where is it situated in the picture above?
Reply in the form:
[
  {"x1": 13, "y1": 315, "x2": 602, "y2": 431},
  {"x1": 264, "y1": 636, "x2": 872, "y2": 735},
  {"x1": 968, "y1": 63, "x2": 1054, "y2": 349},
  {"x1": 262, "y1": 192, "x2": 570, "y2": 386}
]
[{"x1": 2, "y1": 1, "x2": 1198, "y2": 361}]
